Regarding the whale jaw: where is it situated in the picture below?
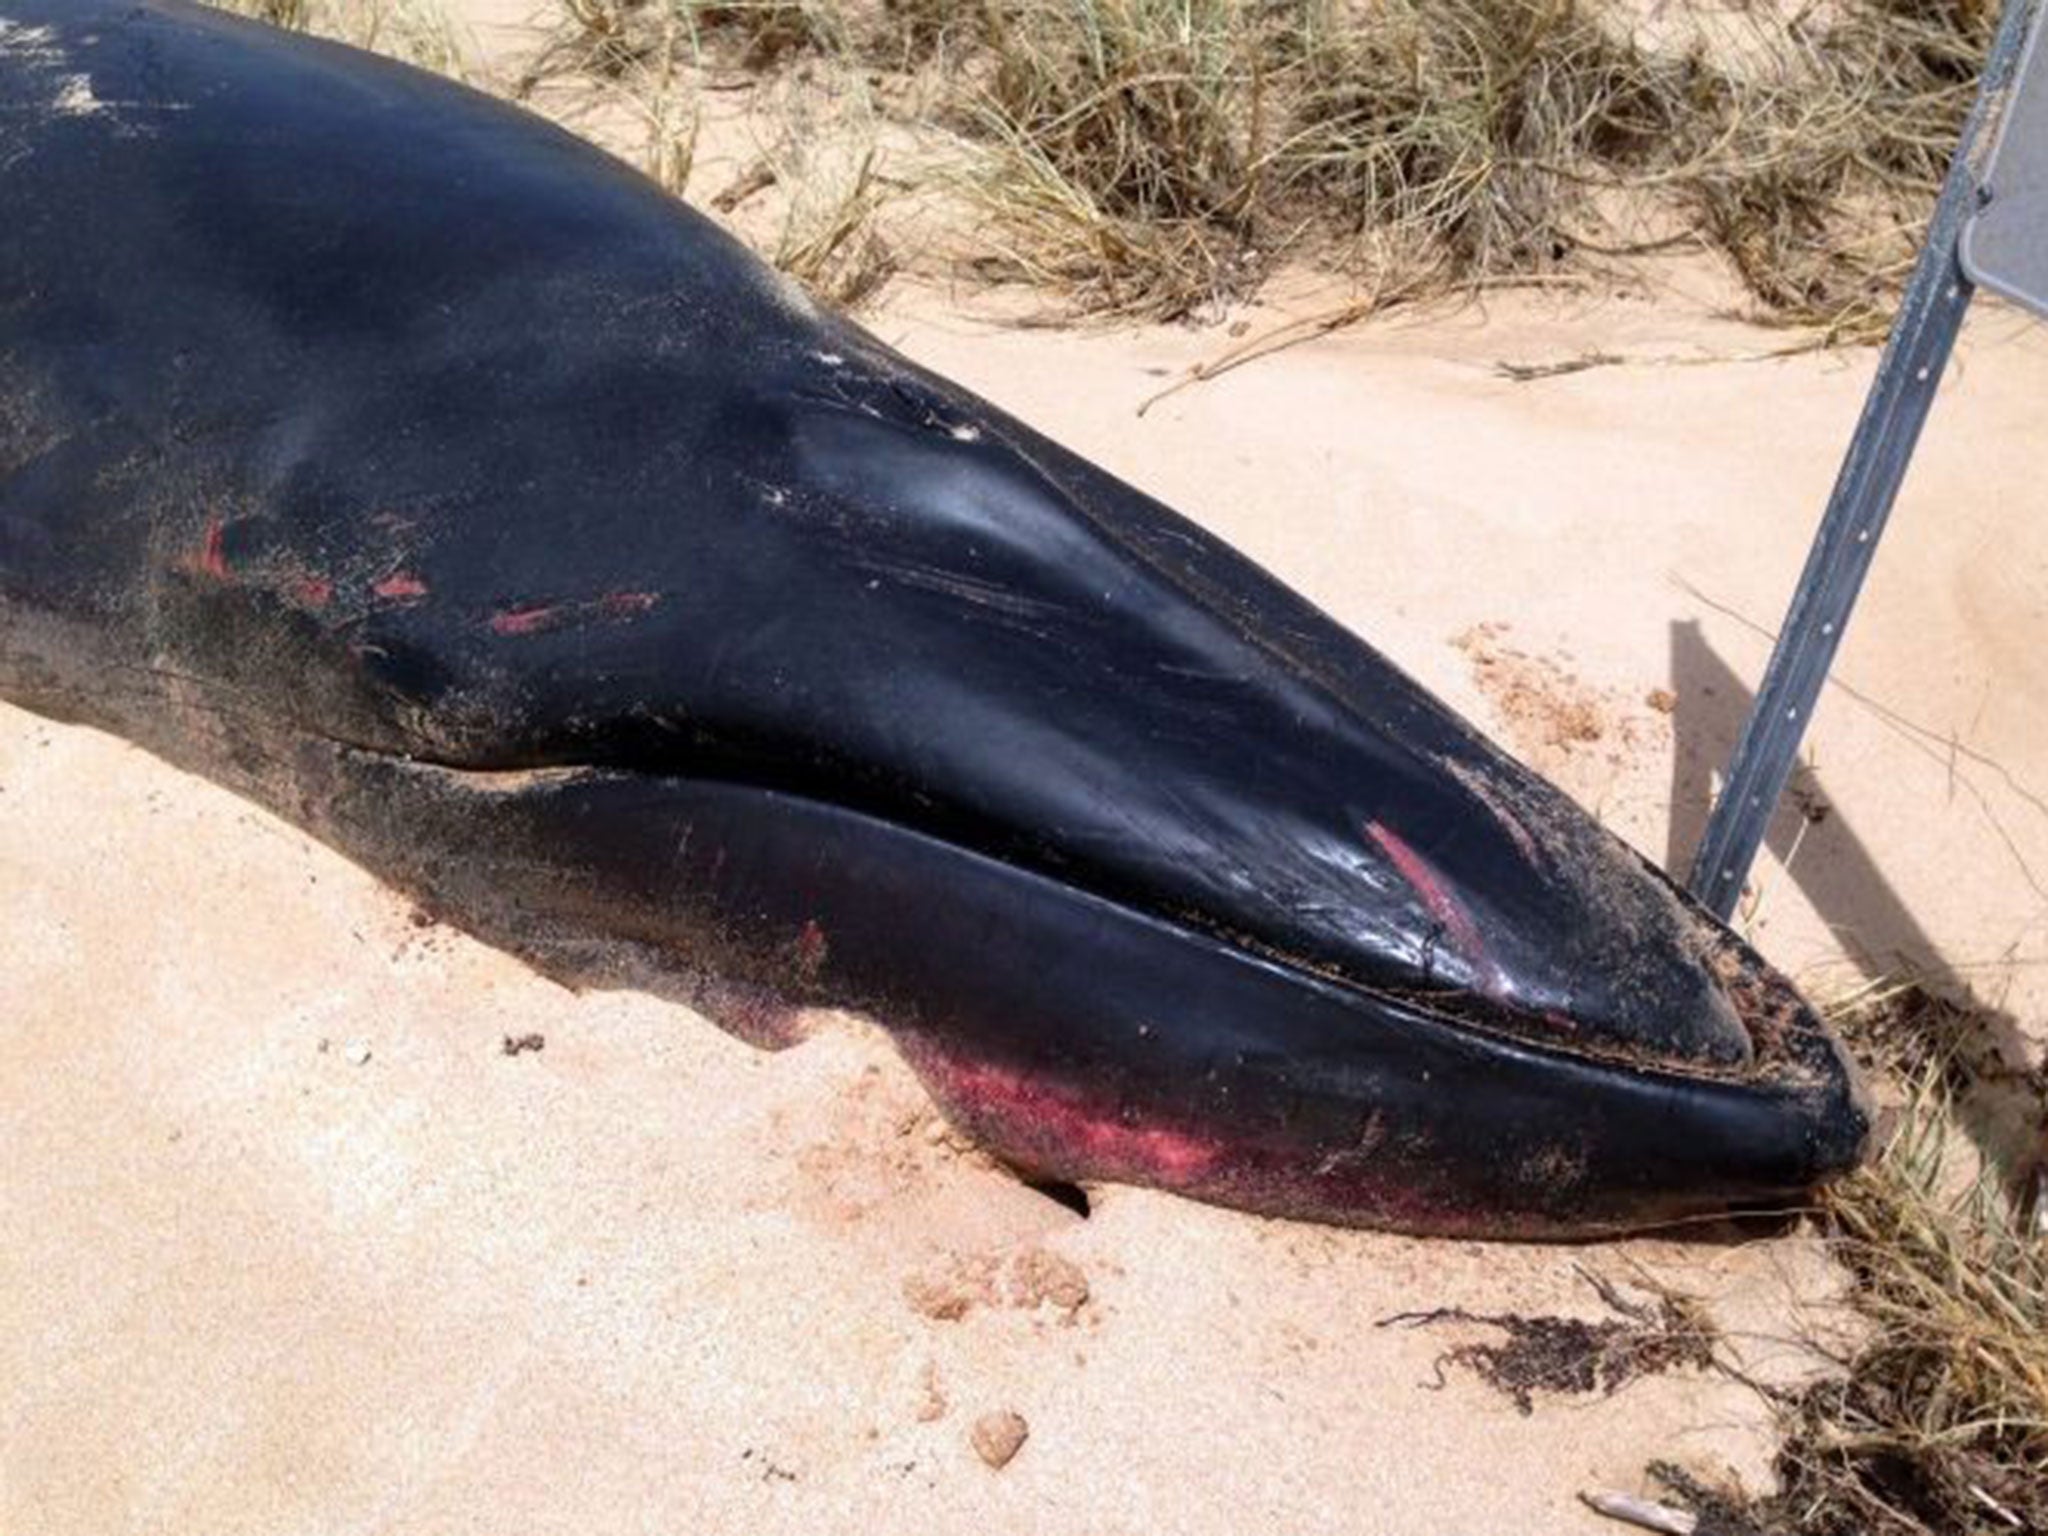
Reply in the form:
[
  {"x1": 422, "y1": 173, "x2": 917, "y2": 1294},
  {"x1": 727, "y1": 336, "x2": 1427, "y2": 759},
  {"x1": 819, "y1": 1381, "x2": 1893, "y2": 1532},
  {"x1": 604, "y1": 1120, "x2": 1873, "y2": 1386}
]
[{"x1": 282, "y1": 745, "x2": 1869, "y2": 1240}]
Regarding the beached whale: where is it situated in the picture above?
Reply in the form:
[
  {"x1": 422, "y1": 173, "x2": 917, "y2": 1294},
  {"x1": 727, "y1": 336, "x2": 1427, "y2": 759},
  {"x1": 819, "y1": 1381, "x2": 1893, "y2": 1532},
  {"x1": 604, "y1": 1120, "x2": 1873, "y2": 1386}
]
[{"x1": 0, "y1": 0, "x2": 1868, "y2": 1235}]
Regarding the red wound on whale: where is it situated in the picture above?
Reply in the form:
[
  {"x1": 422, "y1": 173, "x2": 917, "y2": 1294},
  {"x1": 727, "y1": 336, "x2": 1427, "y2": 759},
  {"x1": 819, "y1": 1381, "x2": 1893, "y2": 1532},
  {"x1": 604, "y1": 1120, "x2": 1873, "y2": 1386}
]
[
  {"x1": 489, "y1": 603, "x2": 561, "y2": 636},
  {"x1": 1364, "y1": 819, "x2": 1504, "y2": 997},
  {"x1": 195, "y1": 518, "x2": 230, "y2": 579},
  {"x1": 490, "y1": 593, "x2": 661, "y2": 636},
  {"x1": 793, "y1": 918, "x2": 829, "y2": 978},
  {"x1": 915, "y1": 1052, "x2": 1223, "y2": 1187},
  {"x1": 373, "y1": 571, "x2": 428, "y2": 601}
]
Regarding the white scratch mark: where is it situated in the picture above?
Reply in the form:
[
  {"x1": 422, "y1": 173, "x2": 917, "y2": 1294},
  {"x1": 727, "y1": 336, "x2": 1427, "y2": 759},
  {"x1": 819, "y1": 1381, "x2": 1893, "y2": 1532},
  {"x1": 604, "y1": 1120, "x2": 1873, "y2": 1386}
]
[
  {"x1": 0, "y1": 20, "x2": 63, "y2": 64},
  {"x1": 52, "y1": 74, "x2": 105, "y2": 117}
]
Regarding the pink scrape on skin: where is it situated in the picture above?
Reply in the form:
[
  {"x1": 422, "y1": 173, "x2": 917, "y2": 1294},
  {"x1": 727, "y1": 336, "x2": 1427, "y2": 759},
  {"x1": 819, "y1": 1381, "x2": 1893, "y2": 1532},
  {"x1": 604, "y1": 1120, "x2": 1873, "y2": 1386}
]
[
  {"x1": 1363, "y1": 819, "x2": 1505, "y2": 997},
  {"x1": 921, "y1": 1055, "x2": 1222, "y2": 1186},
  {"x1": 490, "y1": 593, "x2": 661, "y2": 636},
  {"x1": 197, "y1": 519, "x2": 229, "y2": 578},
  {"x1": 293, "y1": 574, "x2": 333, "y2": 608},
  {"x1": 373, "y1": 571, "x2": 428, "y2": 601},
  {"x1": 793, "y1": 918, "x2": 828, "y2": 976},
  {"x1": 489, "y1": 603, "x2": 560, "y2": 636}
]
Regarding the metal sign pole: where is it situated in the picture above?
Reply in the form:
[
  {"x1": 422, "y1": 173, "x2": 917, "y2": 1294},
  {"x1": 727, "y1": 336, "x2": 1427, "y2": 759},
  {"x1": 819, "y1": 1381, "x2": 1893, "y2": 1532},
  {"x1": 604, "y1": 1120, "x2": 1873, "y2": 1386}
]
[{"x1": 1687, "y1": 0, "x2": 2042, "y2": 920}]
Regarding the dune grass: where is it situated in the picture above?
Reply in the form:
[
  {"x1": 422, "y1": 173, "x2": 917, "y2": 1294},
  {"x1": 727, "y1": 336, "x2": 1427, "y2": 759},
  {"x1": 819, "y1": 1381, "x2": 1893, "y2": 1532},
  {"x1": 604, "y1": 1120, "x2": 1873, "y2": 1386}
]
[
  {"x1": 532, "y1": 0, "x2": 843, "y2": 79},
  {"x1": 1680, "y1": 0, "x2": 2001, "y2": 340},
  {"x1": 941, "y1": 0, "x2": 1999, "y2": 328},
  {"x1": 512, "y1": 0, "x2": 2000, "y2": 330},
  {"x1": 939, "y1": 0, "x2": 1705, "y2": 316},
  {"x1": 212, "y1": 0, "x2": 2003, "y2": 329},
  {"x1": 1636, "y1": 983, "x2": 2048, "y2": 1536},
  {"x1": 1769, "y1": 985, "x2": 2046, "y2": 1535},
  {"x1": 215, "y1": 0, "x2": 472, "y2": 77}
]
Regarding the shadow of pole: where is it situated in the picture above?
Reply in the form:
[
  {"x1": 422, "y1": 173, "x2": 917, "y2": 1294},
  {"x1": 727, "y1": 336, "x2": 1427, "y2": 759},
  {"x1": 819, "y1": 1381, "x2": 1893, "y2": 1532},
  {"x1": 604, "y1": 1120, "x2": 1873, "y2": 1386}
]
[
  {"x1": 1665, "y1": 618, "x2": 2044, "y2": 1200},
  {"x1": 1668, "y1": 618, "x2": 1945, "y2": 982}
]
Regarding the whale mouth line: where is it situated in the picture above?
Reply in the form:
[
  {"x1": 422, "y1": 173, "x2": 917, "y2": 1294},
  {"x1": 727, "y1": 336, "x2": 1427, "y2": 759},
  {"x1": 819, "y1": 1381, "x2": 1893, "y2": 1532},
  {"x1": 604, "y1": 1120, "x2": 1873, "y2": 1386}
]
[{"x1": 339, "y1": 743, "x2": 1828, "y2": 1092}]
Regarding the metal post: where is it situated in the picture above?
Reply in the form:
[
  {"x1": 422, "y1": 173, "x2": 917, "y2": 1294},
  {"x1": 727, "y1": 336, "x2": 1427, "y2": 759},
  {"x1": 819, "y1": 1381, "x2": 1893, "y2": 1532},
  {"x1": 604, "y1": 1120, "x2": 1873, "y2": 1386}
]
[{"x1": 1686, "y1": 0, "x2": 2040, "y2": 919}]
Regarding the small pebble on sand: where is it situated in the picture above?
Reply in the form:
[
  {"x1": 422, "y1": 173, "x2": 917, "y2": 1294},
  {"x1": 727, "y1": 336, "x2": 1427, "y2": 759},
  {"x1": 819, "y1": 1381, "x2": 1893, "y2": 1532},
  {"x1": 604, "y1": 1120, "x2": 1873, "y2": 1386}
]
[
  {"x1": 970, "y1": 1410, "x2": 1029, "y2": 1469},
  {"x1": 343, "y1": 1039, "x2": 372, "y2": 1066}
]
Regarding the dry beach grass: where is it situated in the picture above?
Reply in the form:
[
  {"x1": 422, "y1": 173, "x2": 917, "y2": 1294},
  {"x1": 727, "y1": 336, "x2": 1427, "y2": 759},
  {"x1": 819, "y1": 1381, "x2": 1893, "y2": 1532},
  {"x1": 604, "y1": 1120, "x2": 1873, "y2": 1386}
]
[
  {"x1": 220, "y1": 0, "x2": 1999, "y2": 330},
  {"x1": 480, "y1": 0, "x2": 1994, "y2": 331},
  {"x1": 1727, "y1": 988, "x2": 2048, "y2": 1536}
]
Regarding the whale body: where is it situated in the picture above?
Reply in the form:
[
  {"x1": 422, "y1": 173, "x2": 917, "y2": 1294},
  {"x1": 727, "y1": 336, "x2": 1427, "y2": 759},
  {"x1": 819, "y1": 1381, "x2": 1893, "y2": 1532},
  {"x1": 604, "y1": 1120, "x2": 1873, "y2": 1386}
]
[{"x1": 0, "y1": 0, "x2": 1868, "y2": 1235}]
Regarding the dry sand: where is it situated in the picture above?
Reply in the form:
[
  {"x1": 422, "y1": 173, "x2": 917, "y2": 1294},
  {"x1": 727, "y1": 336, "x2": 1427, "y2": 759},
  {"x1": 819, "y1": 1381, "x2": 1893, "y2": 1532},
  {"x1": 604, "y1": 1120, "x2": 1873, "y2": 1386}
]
[{"x1": 6, "y1": 9, "x2": 2048, "y2": 1534}]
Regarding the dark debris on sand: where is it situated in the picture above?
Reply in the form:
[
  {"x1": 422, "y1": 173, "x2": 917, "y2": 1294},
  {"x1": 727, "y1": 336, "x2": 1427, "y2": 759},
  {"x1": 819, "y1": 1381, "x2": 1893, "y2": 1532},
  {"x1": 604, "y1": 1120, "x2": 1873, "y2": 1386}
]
[{"x1": 1379, "y1": 1268, "x2": 1716, "y2": 1416}]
